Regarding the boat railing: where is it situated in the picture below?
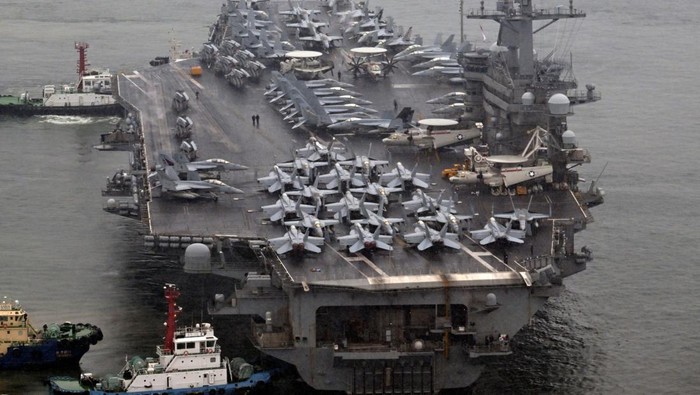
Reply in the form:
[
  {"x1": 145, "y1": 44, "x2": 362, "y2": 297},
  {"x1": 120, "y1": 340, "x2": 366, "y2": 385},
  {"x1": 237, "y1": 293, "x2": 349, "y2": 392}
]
[{"x1": 516, "y1": 255, "x2": 555, "y2": 271}]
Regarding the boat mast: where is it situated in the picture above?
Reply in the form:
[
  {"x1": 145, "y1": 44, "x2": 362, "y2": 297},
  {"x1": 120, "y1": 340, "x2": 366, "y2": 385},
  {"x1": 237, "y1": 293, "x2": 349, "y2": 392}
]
[
  {"x1": 163, "y1": 284, "x2": 181, "y2": 353},
  {"x1": 459, "y1": 0, "x2": 464, "y2": 43},
  {"x1": 75, "y1": 42, "x2": 89, "y2": 92}
]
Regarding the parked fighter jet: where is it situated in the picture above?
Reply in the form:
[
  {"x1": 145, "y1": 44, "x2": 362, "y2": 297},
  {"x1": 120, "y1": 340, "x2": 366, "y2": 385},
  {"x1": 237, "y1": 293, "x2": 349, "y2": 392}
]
[
  {"x1": 268, "y1": 225, "x2": 325, "y2": 255},
  {"x1": 349, "y1": 182, "x2": 402, "y2": 206},
  {"x1": 494, "y1": 195, "x2": 551, "y2": 235},
  {"x1": 401, "y1": 188, "x2": 442, "y2": 215},
  {"x1": 257, "y1": 165, "x2": 309, "y2": 193},
  {"x1": 276, "y1": 155, "x2": 325, "y2": 178},
  {"x1": 351, "y1": 201, "x2": 404, "y2": 235},
  {"x1": 338, "y1": 143, "x2": 388, "y2": 175},
  {"x1": 469, "y1": 217, "x2": 526, "y2": 245},
  {"x1": 326, "y1": 107, "x2": 414, "y2": 134},
  {"x1": 298, "y1": 29, "x2": 344, "y2": 50},
  {"x1": 285, "y1": 176, "x2": 339, "y2": 207},
  {"x1": 326, "y1": 191, "x2": 379, "y2": 222},
  {"x1": 402, "y1": 221, "x2": 461, "y2": 251},
  {"x1": 394, "y1": 33, "x2": 456, "y2": 61},
  {"x1": 261, "y1": 192, "x2": 317, "y2": 222},
  {"x1": 294, "y1": 136, "x2": 347, "y2": 161},
  {"x1": 284, "y1": 208, "x2": 339, "y2": 237},
  {"x1": 160, "y1": 152, "x2": 249, "y2": 173},
  {"x1": 385, "y1": 26, "x2": 415, "y2": 50},
  {"x1": 379, "y1": 162, "x2": 430, "y2": 189},
  {"x1": 337, "y1": 223, "x2": 394, "y2": 253},
  {"x1": 417, "y1": 198, "x2": 473, "y2": 234},
  {"x1": 426, "y1": 91, "x2": 467, "y2": 105},
  {"x1": 154, "y1": 167, "x2": 243, "y2": 201},
  {"x1": 316, "y1": 162, "x2": 366, "y2": 190}
]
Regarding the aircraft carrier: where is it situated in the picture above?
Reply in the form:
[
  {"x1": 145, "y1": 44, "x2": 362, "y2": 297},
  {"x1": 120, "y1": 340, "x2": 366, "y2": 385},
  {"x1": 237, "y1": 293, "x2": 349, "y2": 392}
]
[{"x1": 106, "y1": 1, "x2": 605, "y2": 393}]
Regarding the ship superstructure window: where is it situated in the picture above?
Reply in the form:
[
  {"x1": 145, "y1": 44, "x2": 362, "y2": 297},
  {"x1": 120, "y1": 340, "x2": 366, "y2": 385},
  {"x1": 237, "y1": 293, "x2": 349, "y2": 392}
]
[{"x1": 206, "y1": 340, "x2": 215, "y2": 348}]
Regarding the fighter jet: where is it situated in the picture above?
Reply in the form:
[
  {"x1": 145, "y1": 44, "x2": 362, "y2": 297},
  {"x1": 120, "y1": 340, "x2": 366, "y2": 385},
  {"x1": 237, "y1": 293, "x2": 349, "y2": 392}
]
[
  {"x1": 160, "y1": 152, "x2": 248, "y2": 173},
  {"x1": 394, "y1": 33, "x2": 456, "y2": 62},
  {"x1": 431, "y1": 102, "x2": 466, "y2": 116},
  {"x1": 268, "y1": 225, "x2": 325, "y2": 255},
  {"x1": 412, "y1": 57, "x2": 460, "y2": 70},
  {"x1": 337, "y1": 223, "x2": 394, "y2": 253},
  {"x1": 401, "y1": 188, "x2": 442, "y2": 215},
  {"x1": 154, "y1": 167, "x2": 243, "y2": 201},
  {"x1": 285, "y1": 176, "x2": 339, "y2": 207},
  {"x1": 385, "y1": 25, "x2": 415, "y2": 50},
  {"x1": 493, "y1": 195, "x2": 551, "y2": 236},
  {"x1": 276, "y1": 155, "x2": 326, "y2": 178},
  {"x1": 257, "y1": 165, "x2": 309, "y2": 193},
  {"x1": 298, "y1": 29, "x2": 344, "y2": 50},
  {"x1": 316, "y1": 162, "x2": 366, "y2": 190},
  {"x1": 303, "y1": 78, "x2": 356, "y2": 89},
  {"x1": 426, "y1": 91, "x2": 467, "y2": 105},
  {"x1": 261, "y1": 192, "x2": 316, "y2": 222},
  {"x1": 284, "y1": 208, "x2": 340, "y2": 237},
  {"x1": 311, "y1": 86, "x2": 363, "y2": 97},
  {"x1": 349, "y1": 182, "x2": 402, "y2": 206},
  {"x1": 350, "y1": 200, "x2": 404, "y2": 235},
  {"x1": 326, "y1": 191, "x2": 379, "y2": 222},
  {"x1": 469, "y1": 217, "x2": 526, "y2": 245},
  {"x1": 338, "y1": 143, "x2": 389, "y2": 176},
  {"x1": 326, "y1": 107, "x2": 414, "y2": 135},
  {"x1": 402, "y1": 221, "x2": 461, "y2": 251},
  {"x1": 295, "y1": 136, "x2": 347, "y2": 161},
  {"x1": 379, "y1": 162, "x2": 431, "y2": 189},
  {"x1": 417, "y1": 198, "x2": 473, "y2": 234},
  {"x1": 318, "y1": 95, "x2": 373, "y2": 106}
]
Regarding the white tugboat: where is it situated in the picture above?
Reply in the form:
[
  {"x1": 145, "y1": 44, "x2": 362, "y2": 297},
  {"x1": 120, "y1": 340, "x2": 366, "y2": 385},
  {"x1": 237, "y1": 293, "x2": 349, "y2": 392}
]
[{"x1": 49, "y1": 284, "x2": 275, "y2": 395}]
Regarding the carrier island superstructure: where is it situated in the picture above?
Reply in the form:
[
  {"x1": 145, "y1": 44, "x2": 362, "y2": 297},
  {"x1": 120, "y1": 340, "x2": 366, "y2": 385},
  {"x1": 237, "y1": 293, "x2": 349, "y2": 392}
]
[{"x1": 106, "y1": 1, "x2": 604, "y2": 393}]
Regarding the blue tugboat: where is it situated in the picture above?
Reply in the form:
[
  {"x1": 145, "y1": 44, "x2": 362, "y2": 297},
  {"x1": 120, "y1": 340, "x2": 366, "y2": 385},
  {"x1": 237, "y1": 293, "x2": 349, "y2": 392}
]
[
  {"x1": 0, "y1": 296, "x2": 103, "y2": 369},
  {"x1": 49, "y1": 284, "x2": 276, "y2": 395}
]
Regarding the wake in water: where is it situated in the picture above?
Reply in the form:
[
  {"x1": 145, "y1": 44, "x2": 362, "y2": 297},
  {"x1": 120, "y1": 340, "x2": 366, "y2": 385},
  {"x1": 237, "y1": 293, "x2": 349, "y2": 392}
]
[{"x1": 37, "y1": 115, "x2": 119, "y2": 125}]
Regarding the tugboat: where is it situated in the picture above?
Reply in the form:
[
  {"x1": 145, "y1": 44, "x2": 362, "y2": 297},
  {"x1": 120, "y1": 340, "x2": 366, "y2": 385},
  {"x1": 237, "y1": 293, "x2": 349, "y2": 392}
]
[
  {"x1": 49, "y1": 284, "x2": 275, "y2": 395},
  {"x1": 0, "y1": 296, "x2": 103, "y2": 369},
  {"x1": 0, "y1": 42, "x2": 122, "y2": 116}
]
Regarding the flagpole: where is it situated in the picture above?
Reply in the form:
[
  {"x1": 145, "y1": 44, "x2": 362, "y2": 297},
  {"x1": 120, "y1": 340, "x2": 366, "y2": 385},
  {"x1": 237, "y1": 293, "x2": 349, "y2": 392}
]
[{"x1": 459, "y1": 0, "x2": 464, "y2": 43}]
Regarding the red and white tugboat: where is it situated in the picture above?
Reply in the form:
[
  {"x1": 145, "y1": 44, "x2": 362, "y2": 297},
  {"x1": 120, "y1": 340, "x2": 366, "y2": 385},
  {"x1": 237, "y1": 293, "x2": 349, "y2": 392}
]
[{"x1": 49, "y1": 283, "x2": 274, "y2": 395}]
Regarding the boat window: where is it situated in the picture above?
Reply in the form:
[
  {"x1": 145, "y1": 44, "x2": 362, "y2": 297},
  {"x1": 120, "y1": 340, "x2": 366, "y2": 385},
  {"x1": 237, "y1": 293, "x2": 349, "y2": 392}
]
[
  {"x1": 206, "y1": 340, "x2": 215, "y2": 348},
  {"x1": 186, "y1": 342, "x2": 195, "y2": 349},
  {"x1": 176, "y1": 342, "x2": 185, "y2": 350}
]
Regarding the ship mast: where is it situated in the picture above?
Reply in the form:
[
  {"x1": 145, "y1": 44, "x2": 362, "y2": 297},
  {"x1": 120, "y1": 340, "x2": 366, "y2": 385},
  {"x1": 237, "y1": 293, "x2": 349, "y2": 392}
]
[
  {"x1": 163, "y1": 283, "x2": 181, "y2": 353},
  {"x1": 74, "y1": 42, "x2": 89, "y2": 92}
]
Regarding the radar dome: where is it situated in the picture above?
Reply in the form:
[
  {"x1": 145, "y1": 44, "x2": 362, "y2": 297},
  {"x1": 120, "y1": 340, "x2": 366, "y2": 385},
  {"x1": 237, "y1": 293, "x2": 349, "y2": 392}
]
[
  {"x1": 521, "y1": 92, "x2": 535, "y2": 106},
  {"x1": 562, "y1": 129, "x2": 577, "y2": 147},
  {"x1": 486, "y1": 293, "x2": 498, "y2": 306},
  {"x1": 106, "y1": 198, "x2": 117, "y2": 209},
  {"x1": 183, "y1": 243, "x2": 212, "y2": 274},
  {"x1": 548, "y1": 93, "x2": 570, "y2": 115}
]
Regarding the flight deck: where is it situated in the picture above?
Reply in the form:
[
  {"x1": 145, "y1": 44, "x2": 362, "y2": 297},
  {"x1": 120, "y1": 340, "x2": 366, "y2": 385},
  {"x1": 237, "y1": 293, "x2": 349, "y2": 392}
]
[{"x1": 112, "y1": 0, "x2": 593, "y2": 289}]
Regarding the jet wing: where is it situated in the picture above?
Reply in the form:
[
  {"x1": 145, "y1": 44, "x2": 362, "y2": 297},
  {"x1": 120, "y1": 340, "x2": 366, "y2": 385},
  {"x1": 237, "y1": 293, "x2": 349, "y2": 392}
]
[
  {"x1": 337, "y1": 233, "x2": 360, "y2": 247},
  {"x1": 402, "y1": 230, "x2": 426, "y2": 245}
]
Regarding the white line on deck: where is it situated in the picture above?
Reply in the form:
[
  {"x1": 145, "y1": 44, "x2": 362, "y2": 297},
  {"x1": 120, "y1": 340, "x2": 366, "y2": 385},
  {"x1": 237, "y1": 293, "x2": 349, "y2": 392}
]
[{"x1": 460, "y1": 245, "x2": 499, "y2": 272}]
